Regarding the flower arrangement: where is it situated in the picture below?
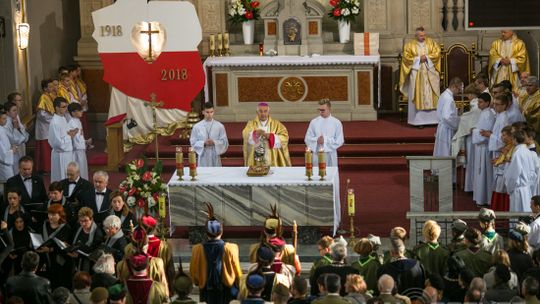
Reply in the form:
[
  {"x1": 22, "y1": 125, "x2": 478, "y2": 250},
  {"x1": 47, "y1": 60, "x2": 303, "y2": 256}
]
[
  {"x1": 229, "y1": 0, "x2": 260, "y2": 24},
  {"x1": 119, "y1": 158, "x2": 168, "y2": 219},
  {"x1": 328, "y1": 0, "x2": 361, "y2": 23}
]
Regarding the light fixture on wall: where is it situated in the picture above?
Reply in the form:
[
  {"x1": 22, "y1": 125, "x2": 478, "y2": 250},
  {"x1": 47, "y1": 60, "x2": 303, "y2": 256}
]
[
  {"x1": 130, "y1": 21, "x2": 166, "y2": 63},
  {"x1": 16, "y1": 23, "x2": 30, "y2": 49}
]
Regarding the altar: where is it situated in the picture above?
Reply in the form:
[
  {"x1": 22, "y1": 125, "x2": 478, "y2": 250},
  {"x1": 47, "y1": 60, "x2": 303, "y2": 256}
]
[
  {"x1": 167, "y1": 166, "x2": 341, "y2": 234},
  {"x1": 204, "y1": 55, "x2": 380, "y2": 122}
]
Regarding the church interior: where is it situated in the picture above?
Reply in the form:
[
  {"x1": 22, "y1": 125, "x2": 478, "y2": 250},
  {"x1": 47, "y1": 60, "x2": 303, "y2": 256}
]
[{"x1": 2, "y1": 0, "x2": 540, "y2": 302}]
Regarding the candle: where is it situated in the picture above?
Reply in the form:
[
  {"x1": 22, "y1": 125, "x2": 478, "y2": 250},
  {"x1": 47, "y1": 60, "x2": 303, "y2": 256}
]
[
  {"x1": 175, "y1": 146, "x2": 183, "y2": 179},
  {"x1": 305, "y1": 147, "x2": 313, "y2": 180},
  {"x1": 217, "y1": 33, "x2": 223, "y2": 51},
  {"x1": 209, "y1": 34, "x2": 215, "y2": 51},
  {"x1": 223, "y1": 32, "x2": 229, "y2": 49},
  {"x1": 259, "y1": 42, "x2": 264, "y2": 56},
  {"x1": 158, "y1": 196, "x2": 167, "y2": 218},
  {"x1": 347, "y1": 188, "x2": 355, "y2": 216},
  {"x1": 188, "y1": 147, "x2": 197, "y2": 180},
  {"x1": 318, "y1": 148, "x2": 326, "y2": 180}
]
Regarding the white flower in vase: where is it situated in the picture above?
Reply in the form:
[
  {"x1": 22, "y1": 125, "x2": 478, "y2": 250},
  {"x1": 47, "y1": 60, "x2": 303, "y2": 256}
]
[{"x1": 342, "y1": 8, "x2": 351, "y2": 16}]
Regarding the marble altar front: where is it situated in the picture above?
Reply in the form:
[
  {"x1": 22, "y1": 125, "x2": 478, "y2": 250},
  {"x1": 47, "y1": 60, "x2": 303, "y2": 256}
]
[
  {"x1": 167, "y1": 166, "x2": 341, "y2": 234},
  {"x1": 204, "y1": 55, "x2": 379, "y2": 122}
]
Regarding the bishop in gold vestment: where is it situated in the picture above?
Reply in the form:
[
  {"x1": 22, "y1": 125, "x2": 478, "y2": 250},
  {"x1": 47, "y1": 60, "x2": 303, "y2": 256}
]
[
  {"x1": 399, "y1": 27, "x2": 441, "y2": 126},
  {"x1": 489, "y1": 30, "x2": 530, "y2": 91},
  {"x1": 242, "y1": 103, "x2": 291, "y2": 167},
  {"x1": 519, "y1": 76, "x2": 540, "y2": 143}
]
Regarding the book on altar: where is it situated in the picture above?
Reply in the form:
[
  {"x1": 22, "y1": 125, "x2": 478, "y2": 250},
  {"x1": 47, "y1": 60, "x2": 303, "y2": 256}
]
[{"x1": 354, "y1": 32, "x2": 379, "y2": 56}]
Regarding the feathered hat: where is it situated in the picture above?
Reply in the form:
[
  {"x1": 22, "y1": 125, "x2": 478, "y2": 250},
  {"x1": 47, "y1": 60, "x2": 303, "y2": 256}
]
[
  {"x1": 205, "y1": 202, "x2": 222, "y2": 237},
  {"x1": 131, "y1": 225, "x2": 149, "y2": 253},
  {"x1": 264, "y1": 204, "x2": 282, "y2": 237}
]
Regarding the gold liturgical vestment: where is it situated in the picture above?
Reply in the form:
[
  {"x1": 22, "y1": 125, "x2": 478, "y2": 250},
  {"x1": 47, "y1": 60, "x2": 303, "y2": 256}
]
[
  {"x1": 520, "y1": 90, "x2": 540, "y2": 142},
  {"x1": 489, "y1": 35, "x2": 530, "y2": 91},
  {"x1": 242, "y1": 117, "x2": 291, "y2": 167},
  {"x1": 399, "y1": 37, "x2": 441, "y2": 111}
]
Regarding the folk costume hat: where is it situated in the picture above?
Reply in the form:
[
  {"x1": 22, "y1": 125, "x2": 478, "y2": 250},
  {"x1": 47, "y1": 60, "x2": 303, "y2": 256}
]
[
  {"x1": 131, "y1": 225, "x2": 149, "y2": 253},
  {"x1": 205, "y1": 202, "x2": 222, "y2": 237},
  {"x1": 515, "y1": 221, "x2": 531, "y2": 235},
  {"x1": 129, "y1": 253, "x2": 149, "y2": 272},
  {"x1": 141, "y1": 215, "x2": 157, "y2": 230},
  {"x1": 478, "y1": 208, "x2": 496, "y2": 222},
  {"x1": 264, "y1": 204, "x2": 282, "y2": 237},
  {"x1": 452, "y1": 219, "x2": 468, "y2": 234}
]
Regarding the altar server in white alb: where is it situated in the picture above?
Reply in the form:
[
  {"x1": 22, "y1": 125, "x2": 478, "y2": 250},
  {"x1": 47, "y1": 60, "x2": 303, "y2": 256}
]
[
  {"x1": 67, "y1": 102, "x2": 89, "y2": 180},
  {"x1": 433, "y1": 77, "x2": 463, "y2": 157},
  {"x1": 190, "y1": 102, "x2": 228, "y2": 167},
  {"x1": 48, "y1": 97, "x2": 77, "y2": 182},
  {"x1": 0, "y1": 109, "x2": 16, "y2": 180},
  {"x1": 505, "y1": 128, "x2": 538, "y2": 212},
  {"x1": 305, "y1": 99, "x2": 344, "y2": 166},
  {"x1": 471, "y1": 93, "x2": 496, "y2": 206},
  {"x1": 4, "y1": 101, "x2": 29, "y2": 174}
]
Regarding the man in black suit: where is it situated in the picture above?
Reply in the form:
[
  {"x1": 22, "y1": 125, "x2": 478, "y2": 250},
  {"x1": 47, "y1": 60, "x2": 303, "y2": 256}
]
[
  {"x1": 6, "y1": 156, "x2": 48, "y2": 212},
  {"x1": 6, "y1": 251, "x2": 52, "y2": 304},
  {"x1": 59, "y1": 161, "x2": 93, "y2": 204},
  {"x1": 78, "y1": 170, "x2": 112, "y2": 225}
]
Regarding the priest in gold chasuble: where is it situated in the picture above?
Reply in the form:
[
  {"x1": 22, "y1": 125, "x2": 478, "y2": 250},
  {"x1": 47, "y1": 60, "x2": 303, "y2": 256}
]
[
  {"x1": 242, "y1": 103, "x2": 291, "y2": 167},
  {"x1": 399, "y1": 26, "x2": 441, "y2": 126},
  {"x1": 519, "y1": 76, "x2": 540, "y2": 143},
  {"x1": 489, "y1": 30, "x2": 530, "y2": 92}
]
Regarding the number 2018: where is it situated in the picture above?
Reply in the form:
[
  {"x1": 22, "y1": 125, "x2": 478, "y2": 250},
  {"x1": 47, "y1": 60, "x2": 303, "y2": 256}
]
[{"x1": 161, "y1": 69, "x2": 188, "y2": 81}]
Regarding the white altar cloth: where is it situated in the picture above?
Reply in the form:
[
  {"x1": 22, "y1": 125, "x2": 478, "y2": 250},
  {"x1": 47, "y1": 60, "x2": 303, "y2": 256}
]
[
  {"x1": 168, "y1": 166, "x2": 341, "y2": 234},
  {"x1": 203, "y1": 55, "x2": 382, "y2": 107}
]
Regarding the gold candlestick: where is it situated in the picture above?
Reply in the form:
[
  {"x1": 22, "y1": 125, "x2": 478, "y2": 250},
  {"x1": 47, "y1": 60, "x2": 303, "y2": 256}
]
[
  {"x1": 305, "y1": 147, "x2": 313, "y2": 181},
  {"x1": 209, "y1": 34, "x2": 215, "y2": 57},
  {"x1": 223, "y1": 32, "x2": 230, "y2": 56},
  {"x1": 217, "y1": 33, "x2": 223, "y2": 57},
  {"x1": 188, "y1": 147, "x2": 197, "y2": 181},
  {"x1": 318, "y1": 148, "x2": 326, "y2": 180},
  {"x1": 176, "y1": 146, "x2": 184, "y2": 181}
]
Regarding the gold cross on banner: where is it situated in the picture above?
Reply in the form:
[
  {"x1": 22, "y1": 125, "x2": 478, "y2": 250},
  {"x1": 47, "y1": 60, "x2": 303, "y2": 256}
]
[{"x1": 141, "y1": 23, "x2": 160, "y2": 63}]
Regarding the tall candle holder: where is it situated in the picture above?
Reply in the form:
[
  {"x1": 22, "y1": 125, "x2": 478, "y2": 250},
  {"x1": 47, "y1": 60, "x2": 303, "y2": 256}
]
[
  {"x1": 209, "y1": 34, "x2": 215, "y2": 57},
  {"x1": 318, "y1": 148, "x2": 326, "y2": 180},
  {"x1": 175, "y1": 146, "x2": 184, "y2": 181},
  {"x1": 188, "y1": 147, "x2": 197, "y2": 181},
  {"x1": 217, "y1": 33, "x2": 223, "y2": 57},
  {"x1": 305, "y1": 147, "x2": 313, "y2": 181},
  {"x1": 223, "y1": 32, "x2": 230, "y2": 56},
  {"x1": 346, "y1": 178, "x2": 356, "y2": 243}
]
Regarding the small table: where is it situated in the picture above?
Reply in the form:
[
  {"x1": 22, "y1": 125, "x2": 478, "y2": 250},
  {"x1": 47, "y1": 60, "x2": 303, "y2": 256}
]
[{"x1": 167, "y1": 166, "x2": 341, "y2": 234}]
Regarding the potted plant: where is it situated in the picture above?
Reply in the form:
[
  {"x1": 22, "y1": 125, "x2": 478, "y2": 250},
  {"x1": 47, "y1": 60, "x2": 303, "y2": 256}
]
[
  {"x1": 229, "y1": 0, "x2": 260, "y2": 45},
  {"x1": 328, "y1": 0, "x2": 361, "y2": 43}
]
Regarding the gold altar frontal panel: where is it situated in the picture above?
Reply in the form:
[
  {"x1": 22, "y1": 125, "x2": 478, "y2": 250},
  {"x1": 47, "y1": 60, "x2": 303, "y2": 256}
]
[{"x1": 210, "y1": 65, "x2": 377, "y2": 122}]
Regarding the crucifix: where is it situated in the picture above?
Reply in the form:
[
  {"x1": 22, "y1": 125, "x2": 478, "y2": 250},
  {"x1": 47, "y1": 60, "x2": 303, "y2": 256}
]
[
  {"x1": 146, "y1": 93, "x2": 164, "y2": 160},
  {"x1": 140, "y1": 22, "x2": 160, "y2": 63}
]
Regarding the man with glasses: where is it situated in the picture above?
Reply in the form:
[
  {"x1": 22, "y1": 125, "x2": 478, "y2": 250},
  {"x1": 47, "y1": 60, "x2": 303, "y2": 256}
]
[
  {"x1": 519, "y1": 76, "x2": 540, "y2": 143},
  {"x1": 305, "y1": 99, "x2": 344, "y2": 166},
  {"x1": 48, "y1": 97, "x2": 77, "y2": 182}
]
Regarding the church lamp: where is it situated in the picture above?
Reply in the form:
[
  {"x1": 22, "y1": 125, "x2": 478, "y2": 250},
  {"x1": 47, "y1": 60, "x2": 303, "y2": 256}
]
[
  {"x1": 16, "y1": 23, "x2": 30, "y2": 50},
  {"x1": 130, "y1": 21, "x2": 166, "y2": 64}
]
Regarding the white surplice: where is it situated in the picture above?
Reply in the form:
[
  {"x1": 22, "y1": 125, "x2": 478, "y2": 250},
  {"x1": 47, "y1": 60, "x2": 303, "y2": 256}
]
[
  {"x1": 505, "y1": 144, "x2": 538, "y2": 212},
  {"x1": 433, "y1": 89, "x2": 460, "y2": 157},
  {"x1": 507, "y1": 97, "x2": 526, "y2": 124},
  {"x1": 48, "y1": 114, "x2": 74, "y2": 182},
  {"x1": 471, "y1": 108, "x2": 496, "y2": 205},
  {"x1": 304, "y1": 115, "x2": 344, "y2": 166},
  {"x1": 0, "y1": 126, "x2": 14, "y2": 180},
  {"x1": 5, "y1": 117, "x2": 29, "y2": 174},
  {"x1": 68, "y1": 117, "x2": 88, "y2": 180},
  {"x1": 190, "y1": 119, "x2": 228, "y2": 167},
  {"x1": 35, "y1": 109, "x2": 53, "y2": 141}
]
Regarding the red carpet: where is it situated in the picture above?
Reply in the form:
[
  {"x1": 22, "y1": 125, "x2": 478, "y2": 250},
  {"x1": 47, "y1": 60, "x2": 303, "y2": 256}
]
[{"x1": 112, "y1": 114, "x2": 478, "y2": 237}]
